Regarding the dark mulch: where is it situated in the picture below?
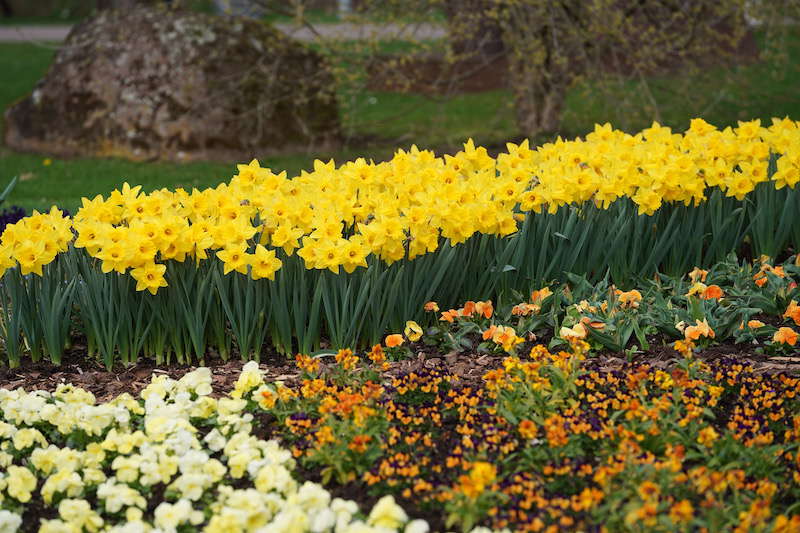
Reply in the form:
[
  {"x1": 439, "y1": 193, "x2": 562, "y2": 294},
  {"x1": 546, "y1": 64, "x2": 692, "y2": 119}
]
[
  {"x1": 0, "y1": 337, "x2": 507, "y2": 401},
  {"x1": 0, "y1": 344, "x2": 299, "y2": 402},
  {"x1": 1, "y1": 337, "x2": 799, "y2": 401}
]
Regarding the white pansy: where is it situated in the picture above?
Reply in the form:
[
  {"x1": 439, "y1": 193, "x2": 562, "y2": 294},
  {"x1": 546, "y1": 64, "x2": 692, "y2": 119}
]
[
  {"x1": 0, "y1": 510, "x2": 22, "y2": 533},
  {"x1": 405, "y1": 520, "x2": 429, "y2": 533}
]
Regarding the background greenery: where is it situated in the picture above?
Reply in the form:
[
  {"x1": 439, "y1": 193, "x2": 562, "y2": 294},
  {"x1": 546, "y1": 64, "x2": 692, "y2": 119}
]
[{"x1": 0, "y1": 19, "x2": 799, "y2": 214}]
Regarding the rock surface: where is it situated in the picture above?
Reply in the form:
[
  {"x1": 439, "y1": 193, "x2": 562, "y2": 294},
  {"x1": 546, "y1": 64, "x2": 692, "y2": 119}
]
[{"x1": 4, "y1": 6, "x2": 341, "y2": 162}]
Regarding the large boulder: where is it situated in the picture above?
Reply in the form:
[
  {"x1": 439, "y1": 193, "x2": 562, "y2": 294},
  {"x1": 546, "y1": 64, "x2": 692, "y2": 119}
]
[{"x1": 4, "y1": 7, "x2": 341, "y2": 162}]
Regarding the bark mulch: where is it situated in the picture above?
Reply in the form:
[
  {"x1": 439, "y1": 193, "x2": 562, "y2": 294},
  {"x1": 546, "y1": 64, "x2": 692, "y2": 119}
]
[{"x1": 1, "y1": 338, "x2": 799, "y2": 401}]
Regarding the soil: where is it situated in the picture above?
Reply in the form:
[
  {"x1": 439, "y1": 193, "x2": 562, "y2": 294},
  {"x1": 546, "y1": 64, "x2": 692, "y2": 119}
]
[{"x1": 2, "y1": 337, "x2": 798, "y2": 401}]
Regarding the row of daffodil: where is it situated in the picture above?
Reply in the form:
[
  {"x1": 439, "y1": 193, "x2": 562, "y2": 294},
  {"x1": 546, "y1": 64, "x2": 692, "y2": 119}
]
[
  {"x1": 0, "y1": 362, "x2": 439, "y2": 533},
  {"x1": 1, "y1": 118, "x2": 799, "y2": 294}
]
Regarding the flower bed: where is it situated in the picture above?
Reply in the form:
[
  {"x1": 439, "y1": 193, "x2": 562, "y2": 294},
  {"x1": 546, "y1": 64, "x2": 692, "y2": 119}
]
[
  {"x1": 0, "y1": 364, "x2": 425, "y2": 533},
  {"x1": 2, "y1": 340, "x2": 799, "y2": 531},
  {"x1": 0, "y1": 119, "x2": 799, "y2": 368},
  {"x1": 2, "y1": 253, "x2": 800, "y2": 530}
]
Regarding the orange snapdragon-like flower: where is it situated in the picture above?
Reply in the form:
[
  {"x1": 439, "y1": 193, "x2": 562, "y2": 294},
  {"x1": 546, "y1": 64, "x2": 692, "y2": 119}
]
[
  {"x1": 560, "y1": 323, "x2": 588, "y2": 341},
  {"x1": 440, "y1": 309, "x2": 458, "y2": 322},
  {"x1": 335, "y1": 348, "x2": 359, "y2": 370},
  {"x1": 783, "y1": 300, "x2": 800, "y2": 326},
  {"x1": 688, "y1": 267, "x2": 708, "y2": 283},
  {"x1": 348, "y1": 434, "x2": 372, "y2": 453},
  {"x1": 385, "y1": 334, "x2": 404, "y2": 348},
  {"x1": 424, "y1": 301, "x2": 439, "y2": 312},
  {"x1": 617, "y1": 289, "x2": 642, "y2": 309},
  {"x1": 492, "y1": 325, "x2": 524, "y2": 353},
  {"x1": 458, "y1": 461, "x2": 497, "y2": 499},
  {"x1": 315, "y1": 425, "x2": 335, "y2": 446},
  {"x1": 774, "y1": 327, "x2": 798, "y2": 346},
  {"x1": 747, "y1": 319, "x2": 766, "y2": 329},
  {"x1": 474, "y1": 300, "x2": 494, "y2": 319},
  {"x1": 368, "y1": 343, "x2": 386, "y2": 365},
  {"x1": 482, "y1": 325, "x2": 498, "y2": 341},
  {"x1": 295, "y1": 353, "x2": 320, "y2": 374},
  {"x1": 511, "y1": 303, "x2": 539, "y2": 316},
  {"x1": 637, "y1": 481, "x2": 660, "y2": 501},
  {"x1": 669, "y1": 500, "x2": 695, "y2": 524},
  {"x1": 697, "y1": 426, "x2": 719, "y2": 447},
  {"x1": 531, "y1": 287, "x2": 552, "y2": 303},
  {"x1": 461, "y1": 301, "x2": 476, "y2": 317},
  {"x1": 684, "y1": 319, "x2": 715, "y2": 341},
  {"x1": 673, "y1": 339, "x2": 695, "y2": 357},
  {"x1": 754, "y1": 263, "x2": 786, "y2": 288},
  {"x1": 702, "y1": 284, "x2": 724, "y2": 300},
  {"x1": 687, "y1": 282, "x2": 723, "y2": 300},
  {"x1": 518, "y1": 419, "x2": 538, "y2": 439},
  {"x1": 580, "y1": 316, "x2": 605, "y2": 331}
]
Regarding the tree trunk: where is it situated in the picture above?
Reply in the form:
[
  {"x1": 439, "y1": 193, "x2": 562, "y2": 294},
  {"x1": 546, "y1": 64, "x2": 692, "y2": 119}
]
[{"x1": 508, "y1": 65, "x2": 566, "y2": 139}]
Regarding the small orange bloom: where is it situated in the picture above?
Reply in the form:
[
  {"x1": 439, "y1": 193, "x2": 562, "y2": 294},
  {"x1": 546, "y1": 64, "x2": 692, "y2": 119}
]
[
  {"x1": 335, "y1": 348, "x2": 358, "y2": 370},
  {"x1": 531, "y1": 287, "x2": 552, "y2": 303},
  {"x1": 474, "y1": 300, "x2": 494, "y2": 319},
  {"x1": 673, "y1": 339, "x2": 695, "y2": 356},
  {"x1": 783, "y1": 300, "x2": 800, "y2": 326},
  {"x1": 701, "y1": 284, "x2": 724, "y2": 300},
  {"x1": 560, "y1": 323, "x2": 588, "y2": 340},
  {"x1": 637, "y1": 481, "x2": 660, "y2": 500},
  {"x1": 440, "y1": 309, "x2": 458, "y2": 322},
  {"x1": 295, "y1": 353, "x2": 320, "y2": 374},
  {"x1": 688, "y1": 267, "x2": 708, "y2": 283},
  {"x1": 684, "y1": 319, "x2": 715, "y2": 341},
  {"x1": 424, "y1": 301, "x2": 439, "y2": 312},
  {"x1": 492, "y1": 325, "x2": 523, "y2": 353},
  {"x1": 385, "y1": 334, "x2": 404, "y2": 348},
  {"x1": 482, "y1": 325, "x2": 498, "y2": 341},
  {"x1": 618, "y1": 290, "x2": 642, "y2": 309},
  {"x1": 348, "y1": 434, "x2": 372, "y2": 453},
  {"x1": 697, "y1": 426, "x2": 718, "y2": 447},
  {"x1": 774, "y1": 327, "x2": 798, "y2": 346},
  {"x1": 368, "y1": 343, "x2": 386, "y2": 364},
  {"x1": 518, "y1": 419, "x2": 538, "y2": 439},
  {"x1": 512, "y1": 303, "x2": 539, "y2": 316},
  {"x1": 747, "y1": 319, "x2": 766, "y2": 329},
  {"x1": 669, "y1": 500, "x2": 694, "y2": 524},
  {"x1": 580, "y1": 316, "x2": 605, "y2": 331},
  {"x1": 461, "y1": 301, "x2": 476, "y2": 317}
]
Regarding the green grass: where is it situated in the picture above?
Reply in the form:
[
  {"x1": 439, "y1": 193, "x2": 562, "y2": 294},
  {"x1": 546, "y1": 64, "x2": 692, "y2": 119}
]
[
  {"x1": 342, "y1": 90, "x2": 516, "y2": 147},
  {"x1": 1, "y1": 28, "x2": 799, "y2": 214},
  {"x1": 0, "y1": 16, "x2": 81, "y2": 25},
  {"x1": 0, "y1": 148, "x2": 382, "y2": 215}
]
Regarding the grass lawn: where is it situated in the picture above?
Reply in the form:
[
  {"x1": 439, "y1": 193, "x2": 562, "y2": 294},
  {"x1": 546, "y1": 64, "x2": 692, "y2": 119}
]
[{"x1": 0, "y1": 28, "x2": 799, "y2": 214}]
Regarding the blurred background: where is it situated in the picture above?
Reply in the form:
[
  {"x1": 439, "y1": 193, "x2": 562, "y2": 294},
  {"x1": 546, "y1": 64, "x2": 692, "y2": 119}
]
[{"x1": 0, "y1": 0, "x2": 798, "y2": 216}]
